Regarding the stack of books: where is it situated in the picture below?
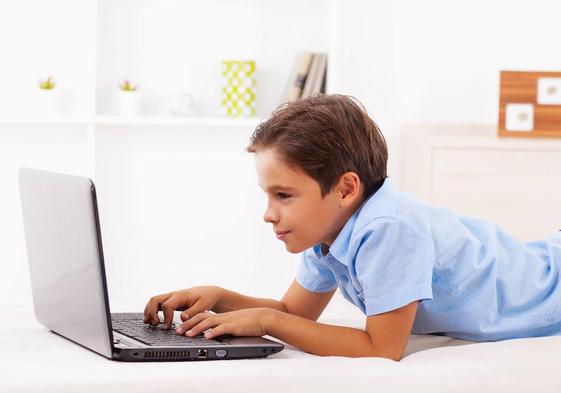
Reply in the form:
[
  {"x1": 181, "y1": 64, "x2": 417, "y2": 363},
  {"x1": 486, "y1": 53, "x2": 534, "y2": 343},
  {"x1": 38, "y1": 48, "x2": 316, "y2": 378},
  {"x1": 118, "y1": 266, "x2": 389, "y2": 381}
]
[{"x1": 285, "y1": 52, "x2": 328, "y2": 102}]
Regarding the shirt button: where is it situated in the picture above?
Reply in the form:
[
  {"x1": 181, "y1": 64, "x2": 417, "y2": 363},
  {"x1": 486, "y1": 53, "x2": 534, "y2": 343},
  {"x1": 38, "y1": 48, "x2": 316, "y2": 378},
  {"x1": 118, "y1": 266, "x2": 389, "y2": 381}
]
[{"x1": 340, "y1": 275, "x2": 349, "y2": 282}]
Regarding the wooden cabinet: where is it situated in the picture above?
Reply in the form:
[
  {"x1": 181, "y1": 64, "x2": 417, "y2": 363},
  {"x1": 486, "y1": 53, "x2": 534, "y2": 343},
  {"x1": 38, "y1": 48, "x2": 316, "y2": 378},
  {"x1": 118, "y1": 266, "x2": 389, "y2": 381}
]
[{"x1": 402, "y1": 124, "x2": 561, "y2": 241}]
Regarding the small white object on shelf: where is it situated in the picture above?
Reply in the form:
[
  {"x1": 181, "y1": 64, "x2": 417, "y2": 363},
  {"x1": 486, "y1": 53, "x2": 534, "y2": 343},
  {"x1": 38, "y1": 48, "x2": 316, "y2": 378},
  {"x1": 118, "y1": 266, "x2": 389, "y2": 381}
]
[
  {"x1": 167, "y1": 93, "x2": 194, "y2": 117},
  {"x1": 117, "y1": 90, "x2": 141, "y2": 117},
  {"x1": 117, "y1": 79, "x2": 140, "y2": 116},
  {"x1": 35, "y1": 88, "x2": 57, "y2": 116},
  {"x1": 36, "y1": 76, "x2": 58, "y2": 115}
]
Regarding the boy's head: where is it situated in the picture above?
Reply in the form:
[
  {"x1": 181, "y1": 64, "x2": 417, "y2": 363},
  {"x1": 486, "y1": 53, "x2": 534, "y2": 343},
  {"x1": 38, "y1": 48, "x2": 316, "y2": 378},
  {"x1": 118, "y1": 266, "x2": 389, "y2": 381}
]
[{"x1": 247, "y1": 94, "x2": 388, "y2": 253}]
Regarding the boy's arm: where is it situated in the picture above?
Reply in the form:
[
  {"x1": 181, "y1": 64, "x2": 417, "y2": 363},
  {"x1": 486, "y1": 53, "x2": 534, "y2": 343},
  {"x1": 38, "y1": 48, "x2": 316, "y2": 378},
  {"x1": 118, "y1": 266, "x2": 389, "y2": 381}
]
[
  {"x1": 215, "y1": 280, "x2": 336, "y2": 321},
  {"x1": 264, "y1": 300, "x2": 419, "y2": 360},
  {"x1": 281, "y1": 280, "x2": 337, "y2": 320},
  {"x1": 213, "y1": 288, "x2": 288, "y2": 313}
]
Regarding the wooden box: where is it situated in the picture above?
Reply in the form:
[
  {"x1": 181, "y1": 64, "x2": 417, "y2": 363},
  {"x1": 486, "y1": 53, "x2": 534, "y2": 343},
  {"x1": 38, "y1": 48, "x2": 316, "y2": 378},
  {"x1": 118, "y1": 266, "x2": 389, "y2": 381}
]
[{"x1": 498, "y1": 70, "x2": 561, "y2": 138}]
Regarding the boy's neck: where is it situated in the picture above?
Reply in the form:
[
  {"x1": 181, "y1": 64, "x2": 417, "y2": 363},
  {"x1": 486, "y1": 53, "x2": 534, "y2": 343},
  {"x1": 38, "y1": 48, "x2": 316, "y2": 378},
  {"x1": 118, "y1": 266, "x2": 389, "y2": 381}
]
[
  {"x1": 322, "y1": 192, "x2": 368, "y2": 249},
  {"x1": 319, "y1": 243, "x2": 330, "y2": 256},
  {"x1": 320, "y1": 178, "x2": 385, "y2": 250}
]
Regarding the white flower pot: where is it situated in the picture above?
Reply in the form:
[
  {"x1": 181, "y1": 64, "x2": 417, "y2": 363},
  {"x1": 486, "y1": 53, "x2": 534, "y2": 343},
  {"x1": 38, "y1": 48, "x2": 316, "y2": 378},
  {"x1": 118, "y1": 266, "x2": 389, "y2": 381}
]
[
  {"x1": 118, "y1": 91, "x2": 141, "y2": 116},
  {"x1": 36, "y1": 89, "x2": 56, "y2": 115}
]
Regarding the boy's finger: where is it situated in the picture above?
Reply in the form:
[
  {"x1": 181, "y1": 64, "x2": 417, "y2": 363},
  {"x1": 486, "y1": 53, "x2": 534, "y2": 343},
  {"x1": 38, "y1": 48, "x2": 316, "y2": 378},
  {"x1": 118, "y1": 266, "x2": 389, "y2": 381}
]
[
  {"x1": 143, "y1": 303, "x2": 149, "y2": 323},
  {"x1": 162, "y1": 296, "x2": 182, "y2": 329},
  {"x1": 176, "y1": 311, "x2": 211, "y2": 335},
  {"x1": 204, "y1": 323, "x2": 230, "y2": 340},
  {"x1": 143, "y1": 301, "x2": 155, "y2": 323},
  {"x1": 146, "y1": 294, "x2": 169, "y2": 325},
  {"x1": 180, "y1": 301, "x2": 206, "y2": 322},
  {"x1": 143, "y1": 301, "x2": 154, "y2": 324}
]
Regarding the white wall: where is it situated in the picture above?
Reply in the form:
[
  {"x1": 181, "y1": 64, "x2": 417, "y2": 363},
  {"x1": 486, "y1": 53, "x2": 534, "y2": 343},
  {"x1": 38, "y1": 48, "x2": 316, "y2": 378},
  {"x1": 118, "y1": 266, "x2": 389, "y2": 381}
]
[
  {"x1": 328, "y1": 0, "x2": 400, "y2": 181},
  {"x1": 93, "y1": 126, "x2": 301, "y2": 309},
  {"x1": 392, "y1": 0, "x2": 561, "y2": 125},
  {"x1": 0, "y1": 126, "x2": 91, "y2": 311},
  {"x1": 0, "y1": 0, "x2": 97, "y2": 117}
]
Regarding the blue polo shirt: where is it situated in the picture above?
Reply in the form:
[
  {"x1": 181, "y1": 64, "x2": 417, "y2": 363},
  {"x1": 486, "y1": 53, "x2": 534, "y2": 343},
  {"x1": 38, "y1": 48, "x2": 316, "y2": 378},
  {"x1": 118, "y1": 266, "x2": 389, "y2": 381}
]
[{"x1": 296, "y1": 177, "x2": 561, "y2": 341}]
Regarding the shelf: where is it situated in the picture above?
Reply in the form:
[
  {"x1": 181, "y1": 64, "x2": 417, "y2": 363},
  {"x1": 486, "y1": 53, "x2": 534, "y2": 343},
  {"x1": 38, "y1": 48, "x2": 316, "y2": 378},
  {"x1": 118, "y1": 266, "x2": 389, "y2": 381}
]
[
  {"x1": 0, "y1": 115, "x2": 263, "y2": 129},
  {"x1": 0, "y1": 116, "x2": 91, "y2": 126},
  {"x1": 94, "y1": 115, "x2": 262, "y2": 128}
]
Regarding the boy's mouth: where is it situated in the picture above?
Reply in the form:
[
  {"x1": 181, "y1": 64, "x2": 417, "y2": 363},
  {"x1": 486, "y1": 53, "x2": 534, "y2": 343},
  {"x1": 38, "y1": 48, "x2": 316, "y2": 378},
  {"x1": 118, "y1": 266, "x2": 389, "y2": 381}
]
[{"x1": 275, "y1": 230, "x2": 290, "y2": 240}]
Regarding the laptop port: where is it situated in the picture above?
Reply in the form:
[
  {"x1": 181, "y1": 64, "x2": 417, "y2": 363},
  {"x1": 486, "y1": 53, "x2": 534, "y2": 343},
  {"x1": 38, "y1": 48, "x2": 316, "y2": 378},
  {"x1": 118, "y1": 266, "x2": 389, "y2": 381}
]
[{"x1": 197, "y1": 349, "x2": 208, "y2": 358}]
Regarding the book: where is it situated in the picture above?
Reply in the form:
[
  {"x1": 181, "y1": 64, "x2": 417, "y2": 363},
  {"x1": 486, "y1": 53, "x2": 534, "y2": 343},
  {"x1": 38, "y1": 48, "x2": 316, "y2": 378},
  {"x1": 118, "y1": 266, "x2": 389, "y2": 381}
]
[
  {"x1": 320, "y1": 59, "x2": 327, "y2": 93},
  {"x1": 301, "y1": 53, "x2": 328, "y2": 98},
  {"x1": 301, "y1": 53, "x2": 320, "y2": 99},
  {"x1": 287, "y1": 52, "x2": 314, "y2": 102},
  {"x1": 310, "y1": 53, "x2": 327, "y2": 95}
]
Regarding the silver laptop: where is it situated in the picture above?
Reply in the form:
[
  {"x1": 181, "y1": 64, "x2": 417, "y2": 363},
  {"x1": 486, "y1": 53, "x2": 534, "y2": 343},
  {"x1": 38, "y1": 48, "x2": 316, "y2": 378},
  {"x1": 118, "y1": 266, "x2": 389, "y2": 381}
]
[{"x1": 18, "y1": 167, "x2": 284, "y2": 361}]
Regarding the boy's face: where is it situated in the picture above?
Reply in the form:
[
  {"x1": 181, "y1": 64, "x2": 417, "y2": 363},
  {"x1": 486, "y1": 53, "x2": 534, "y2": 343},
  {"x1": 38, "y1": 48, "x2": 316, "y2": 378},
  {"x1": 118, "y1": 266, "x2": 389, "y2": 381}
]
[{"x1": 255, "y1": 148, "x2": 354, "y2": 253}]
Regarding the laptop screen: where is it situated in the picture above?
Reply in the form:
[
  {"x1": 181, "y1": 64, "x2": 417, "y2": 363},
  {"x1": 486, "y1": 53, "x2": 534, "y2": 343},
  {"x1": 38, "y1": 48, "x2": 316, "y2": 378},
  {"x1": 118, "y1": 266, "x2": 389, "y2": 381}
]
[{"x1": 19, "y1": 168, "x2": 114, "y2": 358}]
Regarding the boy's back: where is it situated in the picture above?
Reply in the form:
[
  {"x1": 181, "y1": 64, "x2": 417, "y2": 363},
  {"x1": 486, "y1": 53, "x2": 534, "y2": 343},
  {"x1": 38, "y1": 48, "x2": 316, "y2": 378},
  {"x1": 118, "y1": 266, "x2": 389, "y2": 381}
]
[{"x1": 406, "y1": 185, "x2": 561, "y2": 341}]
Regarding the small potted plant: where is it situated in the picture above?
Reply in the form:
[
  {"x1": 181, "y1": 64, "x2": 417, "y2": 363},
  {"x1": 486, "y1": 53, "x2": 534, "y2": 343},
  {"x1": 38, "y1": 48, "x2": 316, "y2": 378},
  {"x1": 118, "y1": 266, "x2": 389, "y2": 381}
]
[
  {"x1": 118, "y1": 79, "x2": 140, "y2": 116},
  {"x1": 37, "y1": 75, "x2": 57, "y2": 114}
]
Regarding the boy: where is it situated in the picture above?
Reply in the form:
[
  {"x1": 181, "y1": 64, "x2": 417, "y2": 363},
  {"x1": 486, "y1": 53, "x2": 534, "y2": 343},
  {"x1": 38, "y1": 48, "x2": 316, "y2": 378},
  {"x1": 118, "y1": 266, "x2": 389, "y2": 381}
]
[{"x1": 143, "y1": 94, "x2": 561, "y2": 361}]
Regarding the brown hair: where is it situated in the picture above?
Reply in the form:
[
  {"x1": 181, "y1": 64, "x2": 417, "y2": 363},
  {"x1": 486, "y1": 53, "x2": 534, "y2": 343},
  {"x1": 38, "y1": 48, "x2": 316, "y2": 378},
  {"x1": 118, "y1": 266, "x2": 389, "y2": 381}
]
[{"x1": 247, "y1": 94, "x2": 388, "y2": 198}]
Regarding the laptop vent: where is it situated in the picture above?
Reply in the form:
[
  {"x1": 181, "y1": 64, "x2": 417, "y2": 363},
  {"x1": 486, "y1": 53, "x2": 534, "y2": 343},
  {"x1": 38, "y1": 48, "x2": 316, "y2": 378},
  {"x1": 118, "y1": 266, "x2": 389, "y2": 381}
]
[{"x1": 144, "y1": 351, "x2": 190, "y2": 359}]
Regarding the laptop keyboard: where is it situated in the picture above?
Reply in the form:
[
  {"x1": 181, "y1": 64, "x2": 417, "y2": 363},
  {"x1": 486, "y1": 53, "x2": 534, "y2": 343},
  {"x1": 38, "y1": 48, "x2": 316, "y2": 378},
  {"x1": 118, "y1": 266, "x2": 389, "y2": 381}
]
[{"x1": 111, "y1": 312, "x2": 226, "y2": 347}]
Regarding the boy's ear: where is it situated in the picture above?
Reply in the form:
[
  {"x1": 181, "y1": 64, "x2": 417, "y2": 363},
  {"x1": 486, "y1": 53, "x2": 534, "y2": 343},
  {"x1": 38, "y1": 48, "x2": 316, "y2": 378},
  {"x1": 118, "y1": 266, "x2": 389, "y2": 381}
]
[{"x1": 338, "y1": 172, "x2": 361, "y2": 207}]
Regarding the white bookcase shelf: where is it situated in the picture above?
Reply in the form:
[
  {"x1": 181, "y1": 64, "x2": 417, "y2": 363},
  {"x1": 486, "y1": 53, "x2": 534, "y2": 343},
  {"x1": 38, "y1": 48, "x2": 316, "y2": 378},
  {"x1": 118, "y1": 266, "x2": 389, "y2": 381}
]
[
  {"x1": 93, "y1": 115, "x2": 262, "y2": 129},
  {"x1": 0, "y1": 115, "x2": 262, "y2": 129}
]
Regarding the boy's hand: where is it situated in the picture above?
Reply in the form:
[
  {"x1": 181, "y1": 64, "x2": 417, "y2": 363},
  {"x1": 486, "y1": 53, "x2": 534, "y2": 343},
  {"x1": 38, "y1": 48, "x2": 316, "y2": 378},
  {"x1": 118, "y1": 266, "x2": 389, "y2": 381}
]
[
  {"x1": 143, "y1": 286, "x2": 224, "y2": 329},
  {"x1": 175, "y1": 307, "x2": 273, "y2": 339}
]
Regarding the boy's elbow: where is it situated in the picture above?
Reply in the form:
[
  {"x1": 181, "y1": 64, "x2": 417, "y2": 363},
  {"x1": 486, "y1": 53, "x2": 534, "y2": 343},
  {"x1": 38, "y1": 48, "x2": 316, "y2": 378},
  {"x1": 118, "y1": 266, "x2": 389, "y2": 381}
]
[
  {"x1": 365, "y1": 344, "x2": 405, "y2": 361},
  {"x1": 382, "y1": 352, "x2": 404, "y2": 362},
  {"x1": 345, "y1": 350, "x2": 402, "y2": 361},
  {"x1": 366, "y1": 350, "x2": 403, "y2": 361}
]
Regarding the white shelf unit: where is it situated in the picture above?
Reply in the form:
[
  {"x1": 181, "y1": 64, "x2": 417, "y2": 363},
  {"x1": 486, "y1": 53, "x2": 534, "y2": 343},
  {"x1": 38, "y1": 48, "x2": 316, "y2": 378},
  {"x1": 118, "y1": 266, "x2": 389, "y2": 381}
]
[
  {"x1": 95, "y1": 0, "x2": 333, "y2": 119},
  {"x1": 1, "y1": 0, "x2": 381, "y2": 312},
  {"x1": 0, "y1": 0, "x2": 337, "y2": 175},
  {"x1": 0, "y1": 0, "x2": 336, "y2": 119}
]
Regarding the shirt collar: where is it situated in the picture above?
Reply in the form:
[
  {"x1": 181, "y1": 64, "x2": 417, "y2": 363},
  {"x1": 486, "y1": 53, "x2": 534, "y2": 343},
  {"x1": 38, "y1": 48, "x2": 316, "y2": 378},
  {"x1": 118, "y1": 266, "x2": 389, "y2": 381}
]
[{"x1": 323, "y1": 176, "x2": 398, "y2": 265}]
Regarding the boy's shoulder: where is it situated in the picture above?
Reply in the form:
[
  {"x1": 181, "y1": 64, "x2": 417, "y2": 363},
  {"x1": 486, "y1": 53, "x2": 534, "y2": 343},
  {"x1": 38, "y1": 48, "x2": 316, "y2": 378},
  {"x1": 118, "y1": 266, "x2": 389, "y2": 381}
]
[
  {"x1": 353, "y1": 177, "x2": 437, "y2": 234},
  {"x1": 324, "y1": 177, "x2": 440, "y2": 265},
  {"x1": 348, "y1": 180, "x2": 437, "y2": 250}
]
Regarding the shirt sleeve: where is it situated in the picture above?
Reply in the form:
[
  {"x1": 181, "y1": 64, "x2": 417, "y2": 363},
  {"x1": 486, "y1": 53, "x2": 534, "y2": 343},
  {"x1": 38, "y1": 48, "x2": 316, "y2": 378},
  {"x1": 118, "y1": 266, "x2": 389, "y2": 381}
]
[
  {"x1": 296, "y1": 248, "x2": 338, "y2": 293},
  {"x1": 355, "y1": 217, "x2": 434, "y2": 315}
]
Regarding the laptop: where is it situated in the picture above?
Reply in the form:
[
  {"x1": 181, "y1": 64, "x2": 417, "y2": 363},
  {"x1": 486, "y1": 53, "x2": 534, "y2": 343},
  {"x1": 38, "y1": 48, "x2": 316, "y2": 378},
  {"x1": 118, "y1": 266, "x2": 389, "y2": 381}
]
[{"x1": 18, "y1": 167, "x2": 284, "y2": 361}]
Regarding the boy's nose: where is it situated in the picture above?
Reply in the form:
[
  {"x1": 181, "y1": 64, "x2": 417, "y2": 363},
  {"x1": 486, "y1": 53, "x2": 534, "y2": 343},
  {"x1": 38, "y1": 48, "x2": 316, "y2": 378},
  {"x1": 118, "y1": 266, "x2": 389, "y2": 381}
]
[{"x1": 263, "y1": 207, "x2": 279, "y2": 224}]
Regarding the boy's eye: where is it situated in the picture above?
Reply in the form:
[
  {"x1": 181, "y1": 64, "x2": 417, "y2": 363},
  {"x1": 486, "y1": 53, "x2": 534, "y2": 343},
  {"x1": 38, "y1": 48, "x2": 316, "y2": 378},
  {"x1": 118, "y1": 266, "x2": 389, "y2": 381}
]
[{"x1": 277, "y1": 192, "x2": 291, "y2": 200}]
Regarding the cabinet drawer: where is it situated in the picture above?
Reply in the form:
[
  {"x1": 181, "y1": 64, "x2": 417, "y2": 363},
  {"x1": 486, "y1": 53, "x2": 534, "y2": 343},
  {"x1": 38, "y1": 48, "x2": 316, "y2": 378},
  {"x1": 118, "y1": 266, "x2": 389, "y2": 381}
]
[{"x1": 431, "y1": 148, "x2": 561, "y2": 240}]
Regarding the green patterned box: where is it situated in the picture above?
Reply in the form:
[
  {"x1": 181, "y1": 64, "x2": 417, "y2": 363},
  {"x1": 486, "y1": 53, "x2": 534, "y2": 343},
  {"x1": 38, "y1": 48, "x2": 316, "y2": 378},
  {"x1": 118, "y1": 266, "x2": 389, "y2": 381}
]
[{"x1": 221, "y1": 60, "x2": 256, "y2": 117}]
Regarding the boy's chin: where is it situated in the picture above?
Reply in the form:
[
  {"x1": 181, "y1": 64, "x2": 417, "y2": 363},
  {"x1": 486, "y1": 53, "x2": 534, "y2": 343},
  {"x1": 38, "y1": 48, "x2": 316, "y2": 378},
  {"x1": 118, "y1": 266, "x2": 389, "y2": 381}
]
[{"x1": 284, "y1": 241, "x2": 309, "y2": 254}]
